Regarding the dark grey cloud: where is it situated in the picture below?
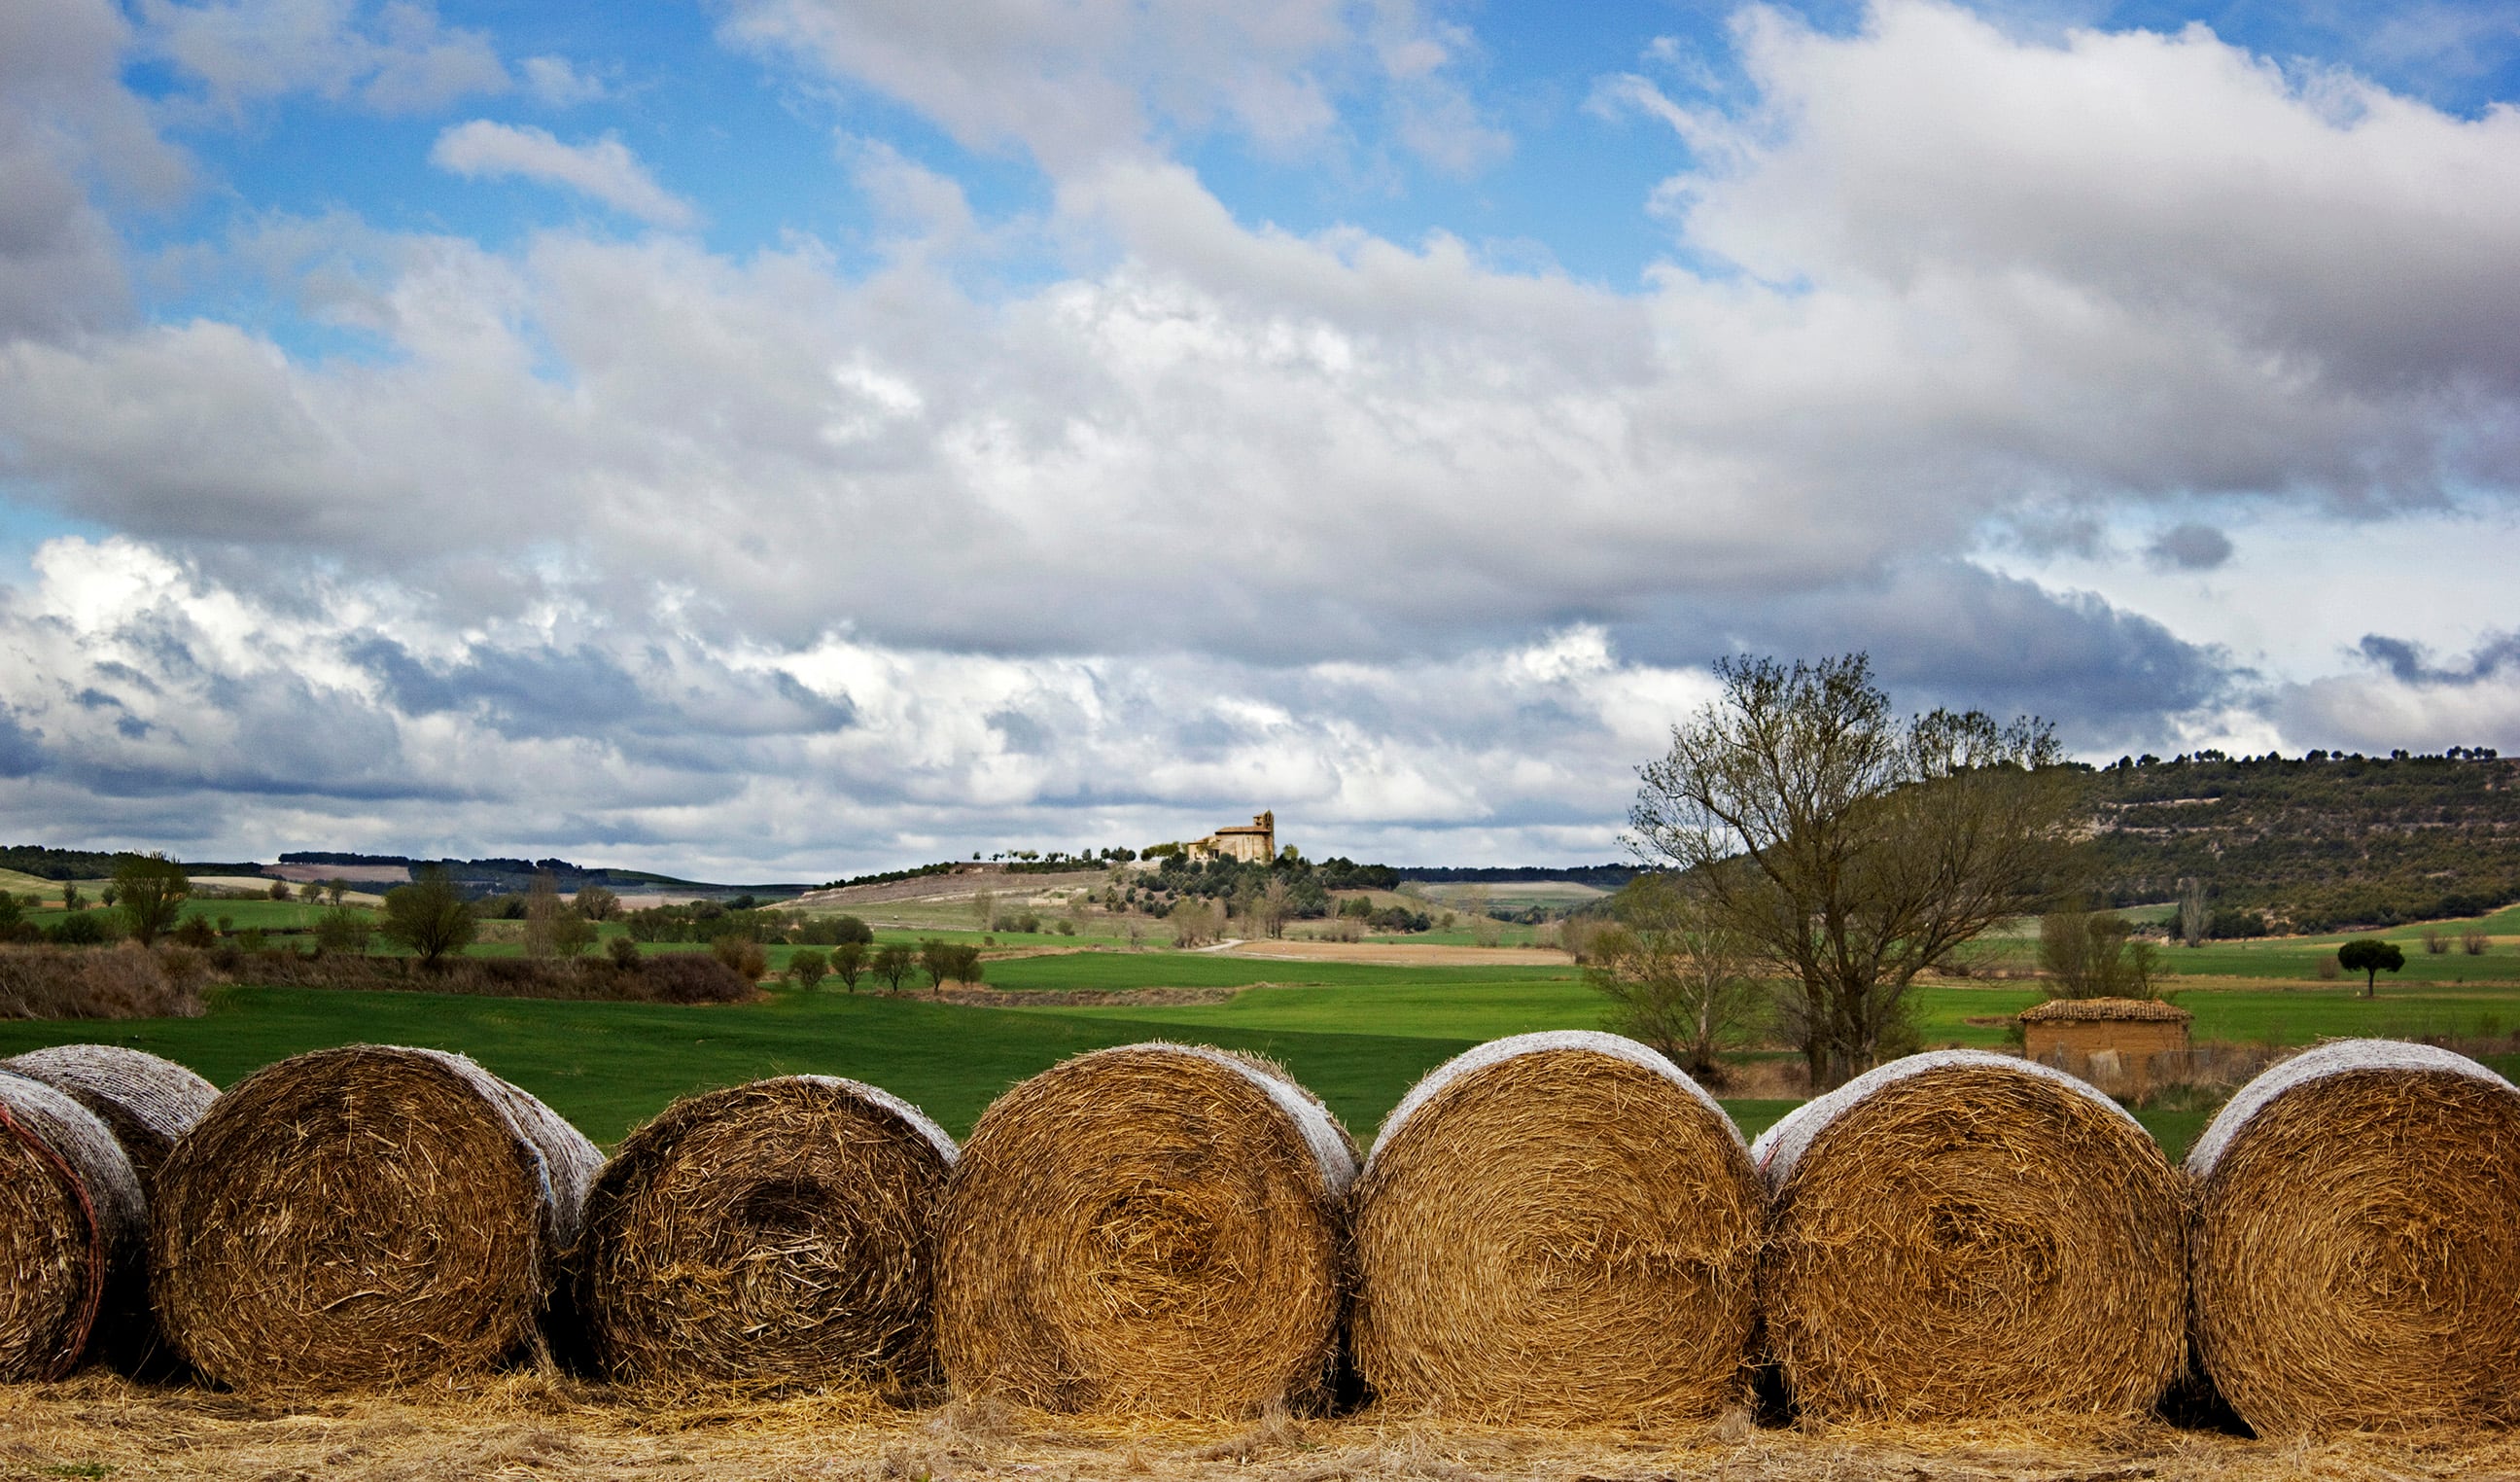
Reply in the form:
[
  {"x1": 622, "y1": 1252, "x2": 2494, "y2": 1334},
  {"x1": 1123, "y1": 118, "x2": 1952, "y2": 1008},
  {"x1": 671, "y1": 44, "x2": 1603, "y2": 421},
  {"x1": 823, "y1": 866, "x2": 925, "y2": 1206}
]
[
  {"x1": 2146, "y1": 522, "x2": 2233, "y2": 571},
  {"x1": 2359, "y1": 630, "x2": 2520, "y2": 687},
  {"x1": 350, "y1": 636, "x2": 853, "y2": 744}
]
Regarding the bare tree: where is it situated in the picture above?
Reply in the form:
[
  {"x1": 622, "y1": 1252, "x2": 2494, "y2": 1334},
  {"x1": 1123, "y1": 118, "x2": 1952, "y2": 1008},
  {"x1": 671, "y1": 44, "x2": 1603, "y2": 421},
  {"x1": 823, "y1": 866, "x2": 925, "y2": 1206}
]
[
  {"x1": 1630, "y1": 653, "x2": 2080, "y2": 1088},
  {"x1": 1257, "y1": 878, "x2": 1293, "y2": 939},
  {"x1": 524, "y1": 870, "x2": 562, "y2": 959},
  {"x1": 971, "y1": 889, "x2": 997, "y2": 933},
  {"x1": 1587, "y1": 874, "x2": 1764, "y2": 1082},
  {"x1": 2039, "y1": 900, "x2": 2162, "y2": 1000}
]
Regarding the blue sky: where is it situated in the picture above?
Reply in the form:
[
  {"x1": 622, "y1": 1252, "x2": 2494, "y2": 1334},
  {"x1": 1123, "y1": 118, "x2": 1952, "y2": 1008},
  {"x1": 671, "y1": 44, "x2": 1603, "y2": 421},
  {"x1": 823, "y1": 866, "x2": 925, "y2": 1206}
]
[{"x1": 1, "y1": 0, "x2": 2518, "y2": 874}]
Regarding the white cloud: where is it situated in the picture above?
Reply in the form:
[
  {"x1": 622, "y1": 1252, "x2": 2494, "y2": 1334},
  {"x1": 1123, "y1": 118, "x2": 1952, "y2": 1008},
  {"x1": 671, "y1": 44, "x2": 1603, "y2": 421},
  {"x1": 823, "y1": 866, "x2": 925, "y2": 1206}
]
[
  {"x1": 718, "y1": 0, "x2": 1500, "y2": 174},
  {"x1": 7, "y1": 0, "x2": 2520, "y2": 863},
  {"x1": 138, "y1": 0, "x2": 510, "y2": 116},
  {"x1": 519, "y1": 54, "x2": 606, "y2": 107},
  {"x1": 430, "y1": 122, "x2": 697, "y2": 229}
]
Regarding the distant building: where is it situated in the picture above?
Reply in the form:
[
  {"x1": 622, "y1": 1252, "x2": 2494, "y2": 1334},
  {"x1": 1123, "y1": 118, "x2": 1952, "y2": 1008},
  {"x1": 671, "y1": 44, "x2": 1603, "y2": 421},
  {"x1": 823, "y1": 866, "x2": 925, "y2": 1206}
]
[
  {"x1": 1188, "y1": 811, "x2": 1277, "y2": 864},
  {"x1": 2018, "y1": 997, "x2": 2192, "y2": 1100}
]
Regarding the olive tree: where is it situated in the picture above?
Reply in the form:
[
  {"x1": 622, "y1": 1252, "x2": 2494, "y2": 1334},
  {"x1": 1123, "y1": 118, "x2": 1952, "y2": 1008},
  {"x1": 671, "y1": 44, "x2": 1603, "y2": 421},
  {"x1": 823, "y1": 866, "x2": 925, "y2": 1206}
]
[{"x1": 1630, "y1": 653, "x2": 2082, "y2": 1088}]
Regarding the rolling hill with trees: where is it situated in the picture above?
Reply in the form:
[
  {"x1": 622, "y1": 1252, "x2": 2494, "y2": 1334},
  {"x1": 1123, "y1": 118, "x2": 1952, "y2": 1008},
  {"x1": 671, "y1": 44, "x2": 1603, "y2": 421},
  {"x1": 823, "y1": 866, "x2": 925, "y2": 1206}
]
[{"x1": 2082, "y1": 748, "x2": 2520, "y2": 934}]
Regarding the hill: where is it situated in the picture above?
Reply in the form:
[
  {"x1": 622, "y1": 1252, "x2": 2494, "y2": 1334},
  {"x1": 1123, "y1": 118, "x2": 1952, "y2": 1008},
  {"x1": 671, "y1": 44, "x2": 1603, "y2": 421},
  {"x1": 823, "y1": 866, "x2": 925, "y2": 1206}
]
[{"x1": 2082, "y1": 750, "x2": 2520, "y2": 934}]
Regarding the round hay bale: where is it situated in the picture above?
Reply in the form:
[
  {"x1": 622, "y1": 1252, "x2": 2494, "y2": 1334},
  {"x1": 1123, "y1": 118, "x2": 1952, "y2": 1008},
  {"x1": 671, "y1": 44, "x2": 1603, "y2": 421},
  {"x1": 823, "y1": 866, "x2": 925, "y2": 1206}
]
[
  {"x1": 2188, "y1": 1040, "x2": 2520, "y2": 1433},
  {"x1": 934, "y1": 1042, "x2": 1355, "y2": 1417},
  {"x1": 0, "y1": 1073, "x2": 143, "y2": 1380},
  {"x1": 1348, "y1": 1031, "x2": 1762, "y2": 1425},
  {"x1": 576, "y1": 1075, "x2": 957, "y2": 1388},
  {"x1": 1752, "y1": 1049, "x2": 2187, "y2": 1420},
  {"x1": 5, "y1": 1044, "x2": 219, "y2": 1196},
  {"x1": 151, "y1": 1044, "x2": 601, "y2": 1390}
]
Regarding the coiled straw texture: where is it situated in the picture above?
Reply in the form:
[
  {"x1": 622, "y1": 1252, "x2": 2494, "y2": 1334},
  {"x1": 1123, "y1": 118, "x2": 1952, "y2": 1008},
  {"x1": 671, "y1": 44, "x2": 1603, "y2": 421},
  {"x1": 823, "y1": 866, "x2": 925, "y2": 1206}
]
[
  {"x1": 0, "y1": 1073, "x2": 143, "y2": 1380},
  {"x1": 1350, "y1": 1031, "x2": 1763, "y2": 1425},
  {"x1": 5, "y1": 1044, "x2": 219, "y2": 1197},
  {"x1": 151, "y1": 1044, "x2": 600, "y2": 1390},
  {"x1": 1753, "y1": 1050, "x2": 2187, "y2": 1421},
  {"x1": 934, "y1": 1043, "x2": 1356, "y2": 1417},
  {"x1": 2188, "y1": 1040, "x2": 2520, "y2": 1434},
  {"x1": 576, "y1": 1075, "x2": 958, "y2": 1389}
]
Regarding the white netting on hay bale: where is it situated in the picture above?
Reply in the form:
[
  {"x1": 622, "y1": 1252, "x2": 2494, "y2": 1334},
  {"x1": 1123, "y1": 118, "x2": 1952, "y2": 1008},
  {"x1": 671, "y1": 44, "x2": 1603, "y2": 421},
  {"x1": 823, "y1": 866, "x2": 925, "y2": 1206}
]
[
  {"x1": 2186, "y1": 1038, "x2": 2510, "y2": 1178},
  {"x1": 1751, "y1": 1047, "x2": 2147, "y2": 1187},
  {"x1": 1351, "y1": 1032, "x2": 1763, "y2": 1424},
  {"x1": 2188, "y1": 1038, "x2": 2520, "y2": 1432},
  {"x1": 5, "y1": 1044, "x2": 218, "y2": 1196},
  {"x1": 1369, "y1": 1029, "x2": 1744, "y2": 1160},
  {"x1": 0, "y1": 1072, "x2": 145, "y2": 1380}
]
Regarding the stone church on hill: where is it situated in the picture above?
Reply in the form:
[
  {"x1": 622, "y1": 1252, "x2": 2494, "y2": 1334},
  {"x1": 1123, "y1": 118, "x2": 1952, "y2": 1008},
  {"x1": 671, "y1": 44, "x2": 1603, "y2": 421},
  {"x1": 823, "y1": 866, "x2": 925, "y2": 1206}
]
[{"x1": 1188, "y1": 811, "x2": 1276, "y2": 864}]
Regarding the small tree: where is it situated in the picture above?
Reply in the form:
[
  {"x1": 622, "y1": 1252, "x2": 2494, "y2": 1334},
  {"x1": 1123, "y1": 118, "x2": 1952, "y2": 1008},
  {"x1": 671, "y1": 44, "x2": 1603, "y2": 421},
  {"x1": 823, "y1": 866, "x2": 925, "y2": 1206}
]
[
  {"x1": 60, "y1": 883, "x2": 82, "y2": 912},
  {"x1": 712, "y1": 935, "x2": 768, "y2": 980},
  {"x1": 971, "y1": 889, "x2": 997, "y2": 932},
  {"x1": 1256, "y1": 878, "x2": 1293, "y2": 939},
  {"x1": 112, "y1": 852, "x2": 191, "y2": 946},
  {"x1": 831, "y1": 939, "x2": 866, "y2": 991},
  {"x1": 1587, "y1": 874, "x2": 1765, "y2": 1083},
  {"x1": 918, "y1": 939, "x2": 954, "y2": 991},
  {"x1": 268, "y1": 878, "x2": 293, "y2": 901},
  {"x1": 2177, "y1": 877, "x2": 2207, "y2": 948},
  {"x1": 523, "y1": 870, "x2": 563, "y2": 960},
  {"x1": 315, "y1": 906, "x2": 374, "y2": 955},
  {"x1": 871, "y1": 942, "x2": 914, "y2": 992},
  {"x1": 789, "y1": 948, "x2": 828, "y2": 990},
  {"x1": 573, "y1": 884, "x2": 621, "y2": 922},
  {"x1": 551, "y1": 908, "x2": 597, "y2": 960},
  {"x1": 380, "y1": 866, "x2": 476, "y2": 968},
  {"x1": 2039, "y1": 902, "x2": 2162, "y2": 1000},
  {"x1": 2338, "y1": 937, "x2": 2405, "y2": 998},
  {"x1": 325, "y1": 878, "x2": 349, "y2": 907}
]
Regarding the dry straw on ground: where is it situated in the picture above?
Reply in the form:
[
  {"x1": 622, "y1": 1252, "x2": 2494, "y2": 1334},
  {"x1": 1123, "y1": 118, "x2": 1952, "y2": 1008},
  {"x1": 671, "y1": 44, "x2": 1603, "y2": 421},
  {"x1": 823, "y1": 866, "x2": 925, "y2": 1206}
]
[
  {"x1": 4, "y1": 1043, "x2": 219, "y2": 1196},
  {"x1": 2188, "y1": 1039, "x2": 2520, "y2": 1434},
  {"x1": 0, "y1": 1072, "x2": 143, "y2": 1380},
  {"x1": 1753, "y1": 1049, "x2": 2188, "y2": 1421},
  {"x1": 574, "y1": 1074, "x2": 958, "y2": 1389},
  {"x1": 1348, "y1": 1030, "x2": 1764, "y2": 1425},
  {"x1": 150, "y1": 1043, "x2": 601, "y2": 1390},
  {"x1": 933, "y1": 1042, "x2": 1356, "y2": 1417}
]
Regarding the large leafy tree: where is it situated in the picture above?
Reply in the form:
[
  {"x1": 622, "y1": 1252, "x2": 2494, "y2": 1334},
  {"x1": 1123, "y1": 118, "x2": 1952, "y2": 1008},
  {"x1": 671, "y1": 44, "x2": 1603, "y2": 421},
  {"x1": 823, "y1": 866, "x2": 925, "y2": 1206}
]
[
  {"x1": 1630, "y1": 653, "x2": 2083, "y2": 1088},
  {"x1": 380, "y1": 865, "x2": 477, "y2": 968},
  {"x1": 112, "y1": 852, "x2": 191, "y2": 946}
]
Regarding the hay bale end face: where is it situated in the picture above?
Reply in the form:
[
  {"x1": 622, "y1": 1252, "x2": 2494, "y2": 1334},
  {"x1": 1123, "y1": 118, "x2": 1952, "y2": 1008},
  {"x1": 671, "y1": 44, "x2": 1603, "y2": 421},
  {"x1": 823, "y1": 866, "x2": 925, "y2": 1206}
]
[
  {"x1": 934, "y1": 1043, "x2": 1355, "y2": 1417},
  {"x1": 1350, "y1": 1031, "x2": 1763, "y2": 1425},
  {"x1": 2188, "y1": 1040, "x2": 2520, "y2": 1434},
  {"x1": 577, "y1": 1075, "x2": 958, "y2": 1388},
  {"x1": 5, "y1": 1044, "x2": 219, "y2": 1196},
  {"x1": 151, "y1": 1044, "x2": 600, "y2": 1390},
  {"x1": 0, "y1": 1074, "x2": 144, "y2": 1381},
  {"x1": 1754, "y1": 1050, "x2": 2187, "y2": 1421}
]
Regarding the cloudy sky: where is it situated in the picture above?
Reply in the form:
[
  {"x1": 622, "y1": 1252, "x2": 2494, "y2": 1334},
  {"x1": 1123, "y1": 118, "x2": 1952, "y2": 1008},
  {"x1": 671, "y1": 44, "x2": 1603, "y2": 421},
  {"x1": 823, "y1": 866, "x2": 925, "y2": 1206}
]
[{"x1": 1, "y1": 0, "x2": 2517, "y2": 876}]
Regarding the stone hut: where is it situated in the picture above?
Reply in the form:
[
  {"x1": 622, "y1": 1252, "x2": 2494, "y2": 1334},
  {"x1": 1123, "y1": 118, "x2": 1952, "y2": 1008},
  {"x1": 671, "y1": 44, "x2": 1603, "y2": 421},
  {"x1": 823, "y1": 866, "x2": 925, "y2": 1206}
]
[{"x1": 2019, "y1": 997, "x2": 2193, "y2": 1100}]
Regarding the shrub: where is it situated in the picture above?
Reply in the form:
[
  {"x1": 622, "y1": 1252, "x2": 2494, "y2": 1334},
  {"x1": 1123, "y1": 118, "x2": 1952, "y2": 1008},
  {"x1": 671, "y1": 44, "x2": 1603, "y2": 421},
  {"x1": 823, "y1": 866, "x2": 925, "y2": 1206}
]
[
  {"x1": 2424, "y1": 929, "x2": 2450, "y2": 954},
  {"x1": 710, "y1": 935, "x2": 767, "y2": 981},
  {"x1": 607, "y1": 935, "x2": 642, "y2": 968},
  {"x1": 0, "y1": 945, "x2": 201, "y2": 1018},
  {"x1": 788, "y1": 948, "x2": 828, "y2": 990},
  {"x1": 2464, "y1": 929, "x2": 2491, "y2": 956},
  {"x1": 46, "y1": 912, "x2": 117, "y2": 946}
]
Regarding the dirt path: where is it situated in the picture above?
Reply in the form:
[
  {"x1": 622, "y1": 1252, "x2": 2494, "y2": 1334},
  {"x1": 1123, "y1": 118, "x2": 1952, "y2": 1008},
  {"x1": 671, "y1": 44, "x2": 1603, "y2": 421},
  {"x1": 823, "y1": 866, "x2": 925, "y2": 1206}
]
[
  {"x1": 1220, "y1": 939, "x2": 1576, "y2": 968},
  {"x1": 0, "y1": 1376, "x2": 2503, "y2": 1481}
]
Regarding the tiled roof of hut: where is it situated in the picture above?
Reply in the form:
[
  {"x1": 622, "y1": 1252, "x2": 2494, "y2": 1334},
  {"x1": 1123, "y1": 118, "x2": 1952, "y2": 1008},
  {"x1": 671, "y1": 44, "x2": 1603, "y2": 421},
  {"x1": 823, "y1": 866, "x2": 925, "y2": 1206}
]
[{"x1": 2018, "y1": 996, "x2": 2192, "y2": 1024}]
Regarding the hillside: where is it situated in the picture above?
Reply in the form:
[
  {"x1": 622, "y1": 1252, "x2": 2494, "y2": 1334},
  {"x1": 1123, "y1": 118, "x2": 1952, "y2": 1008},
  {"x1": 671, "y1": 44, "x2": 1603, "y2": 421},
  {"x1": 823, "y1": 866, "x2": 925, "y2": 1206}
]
[{"x1": 2082, "y1": 750, "x2": 2520, "y2": 933}]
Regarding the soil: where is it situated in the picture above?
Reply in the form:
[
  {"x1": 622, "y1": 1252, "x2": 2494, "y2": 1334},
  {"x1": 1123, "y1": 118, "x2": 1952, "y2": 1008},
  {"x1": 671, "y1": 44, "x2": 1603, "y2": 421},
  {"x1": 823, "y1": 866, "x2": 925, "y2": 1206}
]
[
  {"x1": 1221, "y1": 941, "x2": 1576, "y2": 968},
  {"x1": 0, "y1": 1375, "x2": 2508, "y2": 1480}
]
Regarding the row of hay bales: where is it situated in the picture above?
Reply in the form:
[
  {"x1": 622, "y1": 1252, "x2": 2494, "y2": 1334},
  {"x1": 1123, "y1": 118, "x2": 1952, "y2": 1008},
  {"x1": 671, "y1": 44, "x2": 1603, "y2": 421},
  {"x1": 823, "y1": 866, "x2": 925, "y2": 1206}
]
[{"x1": 3, "y1": 1033, "x2": 2517, "y2": 1434}]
